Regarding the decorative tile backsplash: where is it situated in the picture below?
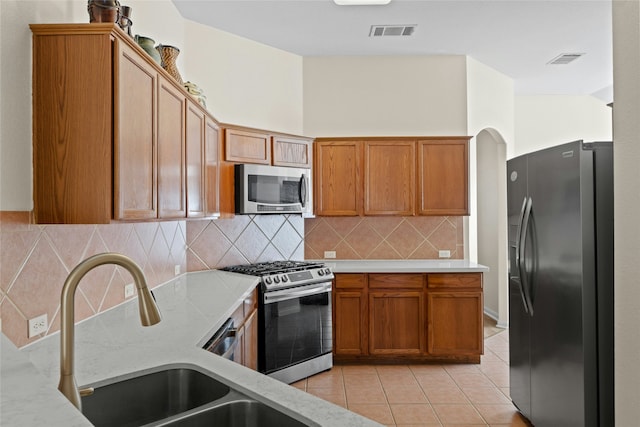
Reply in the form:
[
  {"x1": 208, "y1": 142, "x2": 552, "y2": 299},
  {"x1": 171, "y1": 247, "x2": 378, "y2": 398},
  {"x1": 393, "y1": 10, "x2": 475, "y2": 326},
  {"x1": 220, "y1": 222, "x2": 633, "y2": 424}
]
[
  {"x1": 0, "y1": 212, "x2": 302, "y2": 348},
  {"x1": 305, "y1": 216, "x2": 464, "y2": 260}
]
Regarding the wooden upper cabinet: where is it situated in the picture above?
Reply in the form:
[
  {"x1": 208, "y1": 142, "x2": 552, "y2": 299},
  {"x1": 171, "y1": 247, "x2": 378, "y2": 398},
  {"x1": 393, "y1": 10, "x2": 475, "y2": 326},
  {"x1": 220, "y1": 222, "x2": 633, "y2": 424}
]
[
  {"x1": 185, "y1": 101, "x2": 206, "y2": 218},
  {"x1": 224, "y1": 128, "x2": 271, "y2": 164},
  {"x1": 314, "y1": 141, "x2": 362, "y2": 216},
  {"x1": 418, "y1": 139, "x2": 469, "y2": 216},
  {"x1": 30, "y1": 24, "x2": 222, "y2": 223},
  {"x1": 114, "y1": 39, "x2": 157, "y2": 220},
  {"x1": 364, "y1": 141, "x2": 415, "y2": 215},
  {"x1": 31, "y1": 27, "x2": 113, "y2": 224},
  {"x1": 204, "y1": 117, "x2": 221, "y2": 217},
  {"x1": 272, "y1": 136, "x2": 312, "y2": 168},
  {"x1": 157, "y1": 78, "x2": 186, "y2": 219}
]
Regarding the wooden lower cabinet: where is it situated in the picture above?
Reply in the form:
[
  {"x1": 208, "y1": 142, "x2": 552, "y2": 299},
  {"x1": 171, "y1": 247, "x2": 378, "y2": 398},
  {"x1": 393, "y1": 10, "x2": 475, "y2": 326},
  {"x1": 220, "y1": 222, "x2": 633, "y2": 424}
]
[
  {"x1": 229, "y1": 287, "x2": 258, "y2": 370},
  {"x1": 427, "y1": 291, "x2": 483, "y2": 356},
  {"x1": 333, "y1": 272, "x2": 483, "y2": 363},
  {"x1": 243, "y1": 309, "x2": 258, "y2": 370}
]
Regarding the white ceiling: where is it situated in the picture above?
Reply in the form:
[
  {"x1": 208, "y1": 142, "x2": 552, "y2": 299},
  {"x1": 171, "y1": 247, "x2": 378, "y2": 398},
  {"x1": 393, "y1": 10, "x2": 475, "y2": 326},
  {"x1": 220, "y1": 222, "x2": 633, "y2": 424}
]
[{"x1": 172, "y1": 0, "x2": 613, "y2": 103}]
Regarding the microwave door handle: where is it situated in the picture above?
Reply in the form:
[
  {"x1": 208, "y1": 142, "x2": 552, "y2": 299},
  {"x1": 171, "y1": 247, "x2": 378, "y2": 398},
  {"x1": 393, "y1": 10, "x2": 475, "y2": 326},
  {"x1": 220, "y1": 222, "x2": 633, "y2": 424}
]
[{"x1": 299, "y1": 174, "x2": 307, "y2": 207}]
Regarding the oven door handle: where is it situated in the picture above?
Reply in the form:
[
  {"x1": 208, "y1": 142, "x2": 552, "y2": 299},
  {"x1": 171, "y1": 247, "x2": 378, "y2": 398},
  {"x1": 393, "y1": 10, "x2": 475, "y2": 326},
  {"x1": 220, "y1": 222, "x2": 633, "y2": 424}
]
[{"x1": 263, "y1": 282, "x2": 332, "y2": 304}]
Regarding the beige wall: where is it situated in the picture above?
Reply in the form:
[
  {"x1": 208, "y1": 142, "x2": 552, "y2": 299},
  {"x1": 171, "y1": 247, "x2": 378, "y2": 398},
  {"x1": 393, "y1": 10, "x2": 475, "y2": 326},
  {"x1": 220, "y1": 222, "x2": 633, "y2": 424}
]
[
  {"x1": 184, "y1": 22, "x2": 303, "y2": 134},
  {"x1": 514, "y1": 95, "x2": 612, "y2": 157},
  {"x1": 612, "y1": 1, "x2": 640, "y2": 424},
  {"x1": 302, "y1": 55, "x2": 468, "y2": 137}
]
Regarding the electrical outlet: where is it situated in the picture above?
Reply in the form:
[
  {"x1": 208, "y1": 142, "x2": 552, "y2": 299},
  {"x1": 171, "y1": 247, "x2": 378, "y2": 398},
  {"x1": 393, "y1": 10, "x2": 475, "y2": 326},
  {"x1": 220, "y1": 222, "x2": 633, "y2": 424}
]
[
  {"x1": 124, "y1": 283, "x2": 135, "y2": 298},
  {"x1": 439, "y1": 250, "x2": 451, "y2": 258},
  {"x1": 175, "y1": 265, "x2": 181, "y2": 276},
  {"x1": 28, "y1": 314, "x2": 48, "y2": 338},
  {"x1": 324, "y1": 251, "x2": 336, "y2": 259}
]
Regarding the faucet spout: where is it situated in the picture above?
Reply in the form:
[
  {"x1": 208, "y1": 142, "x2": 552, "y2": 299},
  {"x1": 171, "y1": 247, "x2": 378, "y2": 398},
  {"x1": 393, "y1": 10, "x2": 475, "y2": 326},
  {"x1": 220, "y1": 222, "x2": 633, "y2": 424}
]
[{"x1": 58, "y1": 253, "x2": 161, "y2": 410}]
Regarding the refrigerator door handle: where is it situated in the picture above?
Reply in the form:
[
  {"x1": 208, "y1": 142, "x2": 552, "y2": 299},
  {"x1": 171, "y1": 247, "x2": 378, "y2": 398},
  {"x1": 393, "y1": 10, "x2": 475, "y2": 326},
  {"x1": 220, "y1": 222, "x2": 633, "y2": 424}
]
[
  {"x1": 514, "y1": 197, "x2": 529, "y2": 314},
  {"x1": 519, "y1": 197, "x2": 534, "y2": 315}
]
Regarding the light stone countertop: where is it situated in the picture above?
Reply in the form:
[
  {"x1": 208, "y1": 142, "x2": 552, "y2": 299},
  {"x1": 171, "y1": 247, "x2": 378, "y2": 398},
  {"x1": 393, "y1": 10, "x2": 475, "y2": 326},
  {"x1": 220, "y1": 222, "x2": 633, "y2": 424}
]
[
  {"x1": 3, "y1": 270, "x2": 382, "y2": 427},
  {"x1": 319, "y1": 259, "x2": 489, "y2": 273}
]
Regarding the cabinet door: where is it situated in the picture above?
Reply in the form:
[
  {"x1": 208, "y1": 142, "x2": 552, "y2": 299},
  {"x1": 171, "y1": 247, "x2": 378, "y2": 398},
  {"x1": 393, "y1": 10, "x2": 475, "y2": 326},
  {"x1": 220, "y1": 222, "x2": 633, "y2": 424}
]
[
  {"x1": 272, "y1": 136, "x2": 312, "y2": 168},
  {"x1": 314, "y1": 141, "x2": 362, "y2": 216},
  {"x1": 364, "y1": 141, "x2": 416, "y2": 215},
  {"x1": 185, "y1": 101, "x2": 206, "y2": 218},
  {"x1": 157, "y1": 78, "x2": 186, "y2": 218},
  {"x1": 427, "y1": 291, "x2": 483, "y2": 355},
  {"x1": 224, "y1": 128, "x2": 271, "y2": 164},
  {"x1": 243, "y1": 308, "x2": 258, "y2": 370},
  {"x1": 334, "y1": 291, "x2": 368, "y2": 356},
  {"x1": 114, "y1": 41, "x2": 157, "y2": 220},
  {"x1": 204, "y1": 117, "x2": 221, "y2": 217},
  {"x1": 232, "y1": 323, "x2": 246, "y2": 366},
  {"x1": 417, "y1": 139, "x2": 469, "y2": 215},
  {"x1": 369, "y1": 291, "x2": 424, "y2": 355}
]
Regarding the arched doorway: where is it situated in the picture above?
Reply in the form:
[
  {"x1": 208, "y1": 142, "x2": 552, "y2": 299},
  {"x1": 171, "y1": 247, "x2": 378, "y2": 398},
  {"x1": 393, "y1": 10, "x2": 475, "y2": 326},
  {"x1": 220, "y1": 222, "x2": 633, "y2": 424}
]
[{"x1": 476, "y1": 128, "x2": 508, "y2": 328}]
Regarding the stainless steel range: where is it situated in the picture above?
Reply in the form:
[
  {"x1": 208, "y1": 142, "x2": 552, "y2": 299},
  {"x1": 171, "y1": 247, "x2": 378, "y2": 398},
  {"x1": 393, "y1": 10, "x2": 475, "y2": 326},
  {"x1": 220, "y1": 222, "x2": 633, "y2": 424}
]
[{"x1": 222, "y1": 261, "x2": 334, "y2": 384}]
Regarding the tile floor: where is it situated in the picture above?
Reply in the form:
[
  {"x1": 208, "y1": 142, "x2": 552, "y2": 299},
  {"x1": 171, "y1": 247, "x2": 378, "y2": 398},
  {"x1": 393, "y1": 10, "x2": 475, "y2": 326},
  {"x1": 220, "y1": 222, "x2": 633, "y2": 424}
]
[{"x1": 291, "y1": 318, "x2": 531, "y2": 427}]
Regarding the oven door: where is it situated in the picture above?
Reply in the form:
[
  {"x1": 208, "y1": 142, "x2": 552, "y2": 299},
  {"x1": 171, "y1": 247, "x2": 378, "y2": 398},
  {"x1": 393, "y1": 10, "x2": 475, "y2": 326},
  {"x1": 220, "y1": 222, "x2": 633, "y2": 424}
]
[{"x1": 260, "y1": 282, "x2": 332, "y2": 376}]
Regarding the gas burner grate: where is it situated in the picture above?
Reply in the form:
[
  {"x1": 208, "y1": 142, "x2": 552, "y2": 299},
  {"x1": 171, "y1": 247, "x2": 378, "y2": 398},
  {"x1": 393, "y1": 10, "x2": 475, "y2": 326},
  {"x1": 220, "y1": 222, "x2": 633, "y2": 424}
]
[{"x1": 222, "y1": 261, "x2": 326, "y2": 276}]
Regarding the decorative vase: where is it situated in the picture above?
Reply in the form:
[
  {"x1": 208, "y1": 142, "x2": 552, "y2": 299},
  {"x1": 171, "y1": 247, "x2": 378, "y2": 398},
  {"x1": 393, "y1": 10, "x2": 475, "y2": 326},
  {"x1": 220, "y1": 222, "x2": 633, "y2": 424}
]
[
  {"x1": 156, "y1": 45, "x2": 184, "y2": 85},
  {"x1": 134, "y1": 35, "x2": 161, "y2": 65},
  {"x1": 87, "y1": 0, "x2": 121, "y2": 23},
  {"x1": 118, "y1": 5, "x2": 133, "y2": 37}
]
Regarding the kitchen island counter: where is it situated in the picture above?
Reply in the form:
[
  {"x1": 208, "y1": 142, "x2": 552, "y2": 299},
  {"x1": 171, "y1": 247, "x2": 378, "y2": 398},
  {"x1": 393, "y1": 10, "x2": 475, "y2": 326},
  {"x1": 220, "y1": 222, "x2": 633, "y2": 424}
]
[
  {"x1": 4, "y1": 270, "x2": 380, "y2": 427},
  {"x1": 322, "y1": 259, "x2": 489, "y2": 273}
]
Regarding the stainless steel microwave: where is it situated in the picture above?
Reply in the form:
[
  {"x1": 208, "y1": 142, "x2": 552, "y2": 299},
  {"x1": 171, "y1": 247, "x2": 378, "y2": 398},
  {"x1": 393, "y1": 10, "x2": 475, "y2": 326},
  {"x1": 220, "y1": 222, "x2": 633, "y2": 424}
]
[{"x1": 235, "y1": 164, "x2": 312, "y2": 216}]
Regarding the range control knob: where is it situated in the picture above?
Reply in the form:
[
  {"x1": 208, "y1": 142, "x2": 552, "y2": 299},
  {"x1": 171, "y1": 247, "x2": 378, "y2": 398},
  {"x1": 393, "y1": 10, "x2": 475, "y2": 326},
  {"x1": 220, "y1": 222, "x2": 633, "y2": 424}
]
[
  {"x1": 281, "y1": 275, "x2": 289, "y2": 282},
  {"x1": 324, "y1": 268, "x2": 332, "y2": 275},
  {"x1": 273, "y1": 276, "x2": 280, "y2": 283},
  {"x1": 318, "y1": 269, "x2": 325, "y2": 276},
  {"x1": 265, "y1": 277, "x2": 273, "y2": 285}
]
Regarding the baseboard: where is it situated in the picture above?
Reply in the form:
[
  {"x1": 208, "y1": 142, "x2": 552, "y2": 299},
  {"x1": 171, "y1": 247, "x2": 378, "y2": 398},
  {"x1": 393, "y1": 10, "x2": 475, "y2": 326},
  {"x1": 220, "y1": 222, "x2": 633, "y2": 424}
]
[{"x1": 484, "y1": 307, "x2": 508, "y2": 329}]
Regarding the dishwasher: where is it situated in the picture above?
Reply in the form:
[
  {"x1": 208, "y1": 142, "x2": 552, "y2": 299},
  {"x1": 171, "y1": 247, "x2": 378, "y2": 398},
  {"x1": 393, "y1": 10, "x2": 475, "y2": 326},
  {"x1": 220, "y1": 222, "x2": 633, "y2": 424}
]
[{"x1": 202, "y1": 318, "x2": 238, "y2": 360}]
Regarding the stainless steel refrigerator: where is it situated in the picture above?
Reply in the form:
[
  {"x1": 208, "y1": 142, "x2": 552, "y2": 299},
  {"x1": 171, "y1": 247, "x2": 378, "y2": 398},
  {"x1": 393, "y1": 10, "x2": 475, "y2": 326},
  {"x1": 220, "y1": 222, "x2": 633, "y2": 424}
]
[{"x1": 507, "y1": 140, "x2": 614, "y2": 427}]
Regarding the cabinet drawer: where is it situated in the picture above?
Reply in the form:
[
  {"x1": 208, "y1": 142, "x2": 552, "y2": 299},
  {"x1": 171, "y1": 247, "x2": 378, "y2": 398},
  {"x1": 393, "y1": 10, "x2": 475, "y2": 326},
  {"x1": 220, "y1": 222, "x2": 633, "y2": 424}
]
[
  {"x1": 369, "y1": 273, "x2": 424, "y2": 289},
  {"x1": 335, "y1": 274, "x2": 366, "y2": 289},
  {"x1": 427, "y1": 273, "x2": 482, "y2": 289}
]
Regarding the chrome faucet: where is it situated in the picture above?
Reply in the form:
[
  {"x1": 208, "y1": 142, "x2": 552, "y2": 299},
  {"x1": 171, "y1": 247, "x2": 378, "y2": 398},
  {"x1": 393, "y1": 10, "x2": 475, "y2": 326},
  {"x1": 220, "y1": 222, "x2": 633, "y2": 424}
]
[{"x1": 57, "y1": 253, "x2": 161, "y2": 410}]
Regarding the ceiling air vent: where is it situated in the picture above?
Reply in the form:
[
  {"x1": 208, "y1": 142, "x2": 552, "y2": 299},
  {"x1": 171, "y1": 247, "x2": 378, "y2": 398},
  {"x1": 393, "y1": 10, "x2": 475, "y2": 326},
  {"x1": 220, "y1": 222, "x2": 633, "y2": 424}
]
[
  {"x1": 369, "y1": 25, "x2": 416, "y2": 37},
  {"x1": 547, "y1": 53, "x2": 585, "y2": 65}
]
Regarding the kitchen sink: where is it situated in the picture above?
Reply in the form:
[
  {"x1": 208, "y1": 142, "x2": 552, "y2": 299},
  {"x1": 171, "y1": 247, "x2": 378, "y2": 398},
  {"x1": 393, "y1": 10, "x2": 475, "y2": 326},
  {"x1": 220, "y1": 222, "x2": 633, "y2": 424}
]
[
  {"x1": 158, "y1": 400, "x2": 309, "y2": 427},
  {"x1": 81, "y1": 366, "x2": 230, "y2": 427}
]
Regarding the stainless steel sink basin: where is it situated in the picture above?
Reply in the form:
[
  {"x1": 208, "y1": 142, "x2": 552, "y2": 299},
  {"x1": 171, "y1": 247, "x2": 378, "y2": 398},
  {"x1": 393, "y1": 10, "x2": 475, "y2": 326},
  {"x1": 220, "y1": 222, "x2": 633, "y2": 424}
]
[
  {"x1": 159, "y1": 400, "x2": 309, "y2": 427},
  {"x1": 81, "y1": 366, "x2": 230, "y2": 427}
]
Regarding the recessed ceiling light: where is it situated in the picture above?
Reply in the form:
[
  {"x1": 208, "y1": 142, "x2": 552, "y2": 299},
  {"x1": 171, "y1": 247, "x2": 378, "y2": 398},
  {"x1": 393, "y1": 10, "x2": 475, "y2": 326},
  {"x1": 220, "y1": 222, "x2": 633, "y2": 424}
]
[{"x1": 334, "y1": 0, "x2": 391, "y2": 5}]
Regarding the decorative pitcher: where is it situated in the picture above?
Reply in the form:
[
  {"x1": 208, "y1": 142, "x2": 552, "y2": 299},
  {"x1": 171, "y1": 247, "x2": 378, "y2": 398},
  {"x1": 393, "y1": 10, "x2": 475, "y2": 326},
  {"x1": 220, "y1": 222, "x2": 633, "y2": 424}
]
[{"x1": 156, "y1": 45, "x2": 184, "y2": 85}]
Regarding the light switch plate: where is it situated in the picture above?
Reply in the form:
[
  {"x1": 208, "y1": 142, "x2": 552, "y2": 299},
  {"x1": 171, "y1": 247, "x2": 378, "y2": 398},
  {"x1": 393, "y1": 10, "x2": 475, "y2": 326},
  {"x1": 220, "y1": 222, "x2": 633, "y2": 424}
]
[
  {"x1": 28, "y1": 314, "x2": 48, "y2": 338},
  {"x1": 439, "y1": 250, "x2": 451, "y2": 258},
  {"x1": 324, "y1": 251, "x2": 336, "y2": 259}
]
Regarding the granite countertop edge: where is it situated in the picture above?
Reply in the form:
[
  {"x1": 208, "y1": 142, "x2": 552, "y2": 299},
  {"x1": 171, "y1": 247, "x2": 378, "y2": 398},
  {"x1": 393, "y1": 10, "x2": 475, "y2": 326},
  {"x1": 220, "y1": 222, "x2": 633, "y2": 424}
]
[{"x1": 1, "y1": 270, "x2": 381, "y2": 427}]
